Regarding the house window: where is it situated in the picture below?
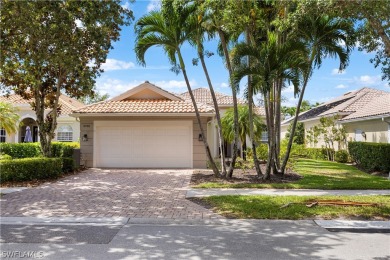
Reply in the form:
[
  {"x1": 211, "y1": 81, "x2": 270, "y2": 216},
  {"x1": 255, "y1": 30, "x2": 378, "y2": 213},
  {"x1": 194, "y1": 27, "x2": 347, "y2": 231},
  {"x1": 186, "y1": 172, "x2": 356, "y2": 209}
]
[
  {"x1": 355, "y1": 129, "x2": 362, "y2": 142},
  {"x1": 57, "y1": 125, "x2": 73, "y2": 142},
  {"x1": 0, "y1": 128, "x2": 6, "y2": 143},
  {"x1": 261, "y1": 131, "x2": 268, "y2": 142}
]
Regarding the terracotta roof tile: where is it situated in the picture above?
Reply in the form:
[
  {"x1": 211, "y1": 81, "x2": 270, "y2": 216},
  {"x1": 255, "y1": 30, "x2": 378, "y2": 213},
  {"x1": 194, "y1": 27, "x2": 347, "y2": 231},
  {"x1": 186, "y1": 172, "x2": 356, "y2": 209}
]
[
  {"x1": 0, "y1": 93, "x2": 85, "y2": 117},
  {"x1": 73, "y1": 99, "x2": 214, "y2": 114},
  {"x1": 341, "y1": 94, "x2": 390, "y2": 120},
  {"x1": 180, "y1": 88, "x2": 246, "y2": 106}
]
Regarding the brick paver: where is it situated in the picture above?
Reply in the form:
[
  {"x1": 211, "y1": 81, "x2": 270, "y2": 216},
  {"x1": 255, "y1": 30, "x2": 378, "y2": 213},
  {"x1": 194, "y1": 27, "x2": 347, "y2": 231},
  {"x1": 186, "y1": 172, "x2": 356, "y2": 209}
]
[{"x1": 0, "y1": 169, "x2": 221, "y2": 219}]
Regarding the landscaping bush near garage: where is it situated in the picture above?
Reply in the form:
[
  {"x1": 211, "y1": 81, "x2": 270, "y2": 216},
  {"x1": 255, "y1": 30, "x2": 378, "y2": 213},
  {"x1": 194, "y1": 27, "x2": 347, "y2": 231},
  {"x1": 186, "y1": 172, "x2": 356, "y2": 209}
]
[
  {"x1": 348, "y1": 142, "x2": 390, "y2": 172},
  {"x1": 0, "y1": 142, "x2": 80, "y2": 182},
  {"x1": 0, "y1": 158, "x2": 62, "y2": 182}
]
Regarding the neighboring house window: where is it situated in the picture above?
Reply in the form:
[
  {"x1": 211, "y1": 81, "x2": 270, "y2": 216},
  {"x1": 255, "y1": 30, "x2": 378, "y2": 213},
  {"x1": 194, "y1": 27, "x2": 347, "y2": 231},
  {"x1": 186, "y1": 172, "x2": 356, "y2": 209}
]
[
  {"x1": 355, "y1": 129, "x2": 362, "y2": 142},
  {"x1": 57, "y1": 125, "x2": 73, "y2": 142},
  {"x1": 261, "y1": 132, "x2": 268, "y2": 142},
  {"x1": 0, "y1": 128, "x2": 6, "y2": 143}
]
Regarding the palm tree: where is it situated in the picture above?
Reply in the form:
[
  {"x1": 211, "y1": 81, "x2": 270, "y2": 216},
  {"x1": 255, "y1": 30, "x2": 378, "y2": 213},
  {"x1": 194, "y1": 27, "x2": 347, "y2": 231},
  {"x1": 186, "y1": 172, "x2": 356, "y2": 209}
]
[
  {"x1": 0, "y1": 101, "x2": 20, "y2": 134},
  {"x1": 232, "y1": 31, "x2": 306, "y2": 179},
  {"x1": 280, "y1": 15, "x2": 353, "y2": 174},
  {"x1": 134, "y1": 6, "x2": 220, "y2": 176},
  {"x1": 221, "y1": 105, "x2": 265, "y2": 161},
  {"x1": 188, "y1": 3, "x2": 227, "y2": 175},
  {"x1": 202, "y1": 0, "x2": 241, "y2": 178}
]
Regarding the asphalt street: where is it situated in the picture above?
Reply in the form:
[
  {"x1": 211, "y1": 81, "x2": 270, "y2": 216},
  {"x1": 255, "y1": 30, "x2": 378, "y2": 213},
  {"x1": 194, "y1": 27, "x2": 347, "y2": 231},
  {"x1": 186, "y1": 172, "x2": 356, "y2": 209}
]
[{"x1": 1, "y1": 219, "x2": 389, "y2": 260}]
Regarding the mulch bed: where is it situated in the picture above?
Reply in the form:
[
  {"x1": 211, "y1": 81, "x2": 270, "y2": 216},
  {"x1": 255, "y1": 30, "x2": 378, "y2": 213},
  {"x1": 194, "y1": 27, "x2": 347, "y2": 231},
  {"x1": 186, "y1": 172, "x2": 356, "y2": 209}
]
[{"x1": 190, "y1": 164, "x2": 303, "y2": 186}]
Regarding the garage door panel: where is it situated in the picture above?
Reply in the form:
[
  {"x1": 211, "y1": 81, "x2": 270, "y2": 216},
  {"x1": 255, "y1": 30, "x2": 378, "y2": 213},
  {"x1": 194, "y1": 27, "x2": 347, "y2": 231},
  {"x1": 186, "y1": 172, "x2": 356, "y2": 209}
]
[{"x1": 95, "y1": 121, "x2": 192, "y2": 168}]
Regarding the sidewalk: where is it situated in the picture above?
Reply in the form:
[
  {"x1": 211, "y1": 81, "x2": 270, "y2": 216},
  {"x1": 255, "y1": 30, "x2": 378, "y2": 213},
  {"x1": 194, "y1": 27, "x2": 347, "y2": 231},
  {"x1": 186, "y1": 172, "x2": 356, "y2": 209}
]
[{"x1": 186, "y1": 188, "x2": 390, "y2": 198}]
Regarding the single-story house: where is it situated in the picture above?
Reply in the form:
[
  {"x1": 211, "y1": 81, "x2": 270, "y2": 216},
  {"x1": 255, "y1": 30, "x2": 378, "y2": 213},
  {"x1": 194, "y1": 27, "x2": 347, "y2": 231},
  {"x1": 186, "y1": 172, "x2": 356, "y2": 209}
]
[
  {"x1": 0, "y1": 93, "x2": 84, "y2": 143},
  {"x1": 340, "y1": 93, "x2": 390, "y2": 143},
  {"x1": 71, "y1": 81, "x2": 266, "y2": 169},
  {"x1": 281, "y1": 87, "x2": 390, "y2": 149}
]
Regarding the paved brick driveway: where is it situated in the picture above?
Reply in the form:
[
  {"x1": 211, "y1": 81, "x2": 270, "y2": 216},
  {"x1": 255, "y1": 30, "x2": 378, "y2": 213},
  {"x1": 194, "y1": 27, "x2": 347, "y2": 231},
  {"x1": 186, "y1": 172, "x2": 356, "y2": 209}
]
[{"x1": 0, "y1": 169, "x2": 221, "y2": 219}]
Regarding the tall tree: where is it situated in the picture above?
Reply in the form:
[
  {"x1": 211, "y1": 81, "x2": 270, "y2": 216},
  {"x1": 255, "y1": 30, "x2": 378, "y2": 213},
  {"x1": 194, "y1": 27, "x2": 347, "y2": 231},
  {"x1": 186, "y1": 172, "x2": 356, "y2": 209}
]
[
  {"x1": 186, "y1": 1, "x2": 228, "y2": 175},
  {"x1": 78, "y1": 92, "x2": 110, "y2": 105},
  {"x1": 134, "y1": 5, "x2": 220, "y2": 176},
  {"x1": 221, "y1": 105, "x2": 265, "y2": 161},
  {"x1": 0, "y1": 102, "x2": 20, "y2": 134},
  {"x1": 1, "y1": 0, "x2": 133, "y2": 156},
  {"x1": 203, "y1": 0, "x2": 241, "y2": 178},
  {"x1": 280, "y1": 15, "x2": 353, "y2": 175}
]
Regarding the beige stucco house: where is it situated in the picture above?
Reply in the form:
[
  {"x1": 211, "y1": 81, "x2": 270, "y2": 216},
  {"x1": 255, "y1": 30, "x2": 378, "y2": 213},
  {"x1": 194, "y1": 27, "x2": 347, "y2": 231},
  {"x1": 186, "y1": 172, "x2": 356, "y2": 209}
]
[
  {"x1": 281, "y1": 87, "x2": 390, "y2": 149},
  {"x1": 0, "y1": 94, "x2": 84, "y2": 143},
  {"x1": 71, "y1": 81, "x2": 266, "y2": 169}
]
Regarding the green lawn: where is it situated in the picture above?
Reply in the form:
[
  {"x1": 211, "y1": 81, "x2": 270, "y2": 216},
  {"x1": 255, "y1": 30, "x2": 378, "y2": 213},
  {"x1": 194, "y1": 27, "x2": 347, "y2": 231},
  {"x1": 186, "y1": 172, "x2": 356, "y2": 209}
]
[
  {"x1": 200, "y1": 195, "x2": 390, "y2": 220},
  {"x1": 194, "y1": 159, "x2": 390, "y2": 189}
]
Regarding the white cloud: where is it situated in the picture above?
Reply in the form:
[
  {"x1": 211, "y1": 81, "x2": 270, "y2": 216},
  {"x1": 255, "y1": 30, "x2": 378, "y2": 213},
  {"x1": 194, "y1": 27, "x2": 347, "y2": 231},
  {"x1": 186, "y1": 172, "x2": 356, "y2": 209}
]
[
  {"x1": 220, "y1": 82, "x2": 229, "y2": 88},
  {"x1": 336, "y1": 84, "x2": 348, "y2": 89},
  {"x1": 121, "y1": 1, "x2": 131, "y2": 10},
  {"x1": 282, "y1": 85, "x2": 295, "y2": 93},
  {"x1": 331, "y1": 68, "x2": 346, "y2": 75},
  {"x1": 154, "y1": 79, "x2": 197, "y2": 89},
  {"x1": 101, "y1": 59, "x2": 135, "y2": 71},
  {"x1": 147, "y1": 0, "x2": 161, "y2": 12},
  {"x1": 353, "y1": 75, "x2": 382, "y2": 86}
]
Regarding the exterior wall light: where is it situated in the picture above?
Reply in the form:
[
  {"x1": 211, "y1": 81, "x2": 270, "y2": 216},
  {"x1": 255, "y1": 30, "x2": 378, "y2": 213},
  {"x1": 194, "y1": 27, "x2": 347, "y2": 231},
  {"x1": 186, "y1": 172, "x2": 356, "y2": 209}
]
[
  {"x1": 198, "y1": 133, "x2": 203, "y2": 142},
  {"x1": 82, "y1": 134, "x2": 88, "y2": 142},
  {"x1": 361, "y1": 131, "x2": 366, "y2": 139}
]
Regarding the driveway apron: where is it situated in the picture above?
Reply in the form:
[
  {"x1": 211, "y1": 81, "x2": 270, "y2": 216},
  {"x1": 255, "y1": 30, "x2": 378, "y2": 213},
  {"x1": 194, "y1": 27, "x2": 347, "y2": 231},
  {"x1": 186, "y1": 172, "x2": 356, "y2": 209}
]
[{"x1": 0, "y1": 169, "x2": 221, "y2": 219}]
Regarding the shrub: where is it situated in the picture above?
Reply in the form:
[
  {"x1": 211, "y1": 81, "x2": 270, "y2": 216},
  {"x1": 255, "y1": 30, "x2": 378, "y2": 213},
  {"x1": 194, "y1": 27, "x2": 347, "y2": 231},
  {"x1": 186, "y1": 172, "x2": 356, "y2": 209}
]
[
  {"x1": 348, "y1": 142, "x2": 390, "y2": 172},
  {"x1": 0, "y1": 143, "x2": 41, "y2": 158},
  {"x1": 0, "y1": 142, "x2": 79, "y2": 159},
  {"x1": 0, "y1": 154, "x2": 12, "y2": 160},
  {"x1": 62, "y1": 157, "x2": 75, "y2": 172},
  {"x1": 335, "y1": 150, "x2": 349, "y2": 163},
  {"x1": 255, "y1": 143, "x2": 268, "y2": 161},
  {"x1": 235, "y1": 157, "x2": 254, "y2": 171},
  {"x1": 0, "y1": 158, "x2": 62, "y2": 182}
]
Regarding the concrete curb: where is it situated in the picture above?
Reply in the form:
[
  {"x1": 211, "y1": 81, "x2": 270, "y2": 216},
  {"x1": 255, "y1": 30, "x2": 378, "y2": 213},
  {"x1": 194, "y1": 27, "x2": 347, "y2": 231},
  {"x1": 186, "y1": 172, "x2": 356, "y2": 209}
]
[
  {"x1": 186, "y1": 188, "x2": 390, "y2": 198},
  {"x1": 0, "y1": 187, "x2": 28, "y2": 194},
  {"x1": 314, "y1": 220, "x2": 390, "y2": 233},
  {"x1": 0, "y1": 216, "x2": 129, "y2": 226}
]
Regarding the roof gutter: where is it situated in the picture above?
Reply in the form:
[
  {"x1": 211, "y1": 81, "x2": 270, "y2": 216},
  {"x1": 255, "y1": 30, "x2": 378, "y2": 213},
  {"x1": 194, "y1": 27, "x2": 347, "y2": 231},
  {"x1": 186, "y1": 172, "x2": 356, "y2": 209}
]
[{"x1": 70, "y1": 112, "x2": 216, "y2": 118}]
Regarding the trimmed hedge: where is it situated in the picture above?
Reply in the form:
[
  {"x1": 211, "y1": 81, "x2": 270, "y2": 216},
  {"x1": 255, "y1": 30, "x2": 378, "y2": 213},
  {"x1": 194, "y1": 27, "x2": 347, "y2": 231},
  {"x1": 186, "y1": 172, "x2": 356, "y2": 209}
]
[
  {"x1": 0, "y1": 143, "x2": 41, "y2": 158},
  {"x1": 348, "y1": 142, "x2": 390, "y2": 172},
  {"x1": 335, "y1": 150, "x2": 349, "y2": 163},
  {"x1": 0, "y1": 158, "x2": 62, "y2": 182},
  {"x1": 62, "y1": 157, "x2": 75, "y2": 172},
  {"x1": 0, "y1": 142, "x2": 79, "y2": 159}
]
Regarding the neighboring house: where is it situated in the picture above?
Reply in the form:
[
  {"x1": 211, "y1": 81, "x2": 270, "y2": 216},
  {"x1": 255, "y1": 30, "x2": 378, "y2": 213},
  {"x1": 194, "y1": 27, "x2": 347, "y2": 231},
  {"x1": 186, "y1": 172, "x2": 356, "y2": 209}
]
[
  {"x1": 180, "y1": 87, "x2": 266, "y2": 159},
  {"x1": 71, "y1": 82, "x2": 266, "y2": 169},
  {"x1": 340, "y1": 93, "x2": 390, "y2": 144},
  {"x1": 0, "y1": 94, "x2": 84, "y2": 143},
  {"x1": 281, "y1": 87, "x2": 390, "y2": 149}
]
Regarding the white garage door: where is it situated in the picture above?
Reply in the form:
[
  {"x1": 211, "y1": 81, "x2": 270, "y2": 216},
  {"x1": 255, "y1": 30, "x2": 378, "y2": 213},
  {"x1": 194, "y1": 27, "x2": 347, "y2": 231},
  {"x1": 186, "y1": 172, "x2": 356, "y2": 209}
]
[{"x1": 94, "y1": 121, "x2": 193, "y2": 168}]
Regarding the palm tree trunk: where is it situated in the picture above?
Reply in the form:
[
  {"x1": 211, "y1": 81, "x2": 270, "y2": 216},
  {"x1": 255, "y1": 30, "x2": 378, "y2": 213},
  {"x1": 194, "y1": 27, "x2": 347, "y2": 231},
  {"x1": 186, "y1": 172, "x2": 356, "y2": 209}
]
[
  {"x1": 198, "y1": 51, "x2": 227, "y2": 175},
  {"x1": 280, "y1": 67, "x2": 311, "y2": 174},
  {"x1": 273, "y1": 79, "x2": 282, "y2": 173},
  {"x1": 218, "y1": 30, "x2": 239, "y2": 179},
  {"x1": 177, "y1": 50, "x2": 220, "y2": 177},
  {"x1": 263, "y1": 91, "x2": 273, "y2": 180}
]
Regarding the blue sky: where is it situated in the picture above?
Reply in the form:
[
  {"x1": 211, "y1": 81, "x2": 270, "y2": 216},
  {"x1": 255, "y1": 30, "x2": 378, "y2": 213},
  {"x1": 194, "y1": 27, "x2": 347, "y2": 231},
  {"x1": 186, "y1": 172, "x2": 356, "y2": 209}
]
[{"x1": 96, "y1": 0, "x2": 389, "y2": 107}]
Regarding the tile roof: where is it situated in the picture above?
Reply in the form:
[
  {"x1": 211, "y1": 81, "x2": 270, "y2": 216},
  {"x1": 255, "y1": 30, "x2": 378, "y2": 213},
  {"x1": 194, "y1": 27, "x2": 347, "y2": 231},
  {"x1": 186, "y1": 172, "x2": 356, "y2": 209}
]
[
  {"x1": 180, "y1": 88, "x2": 246, "y2": 106},
  {"x1": 73, "y1": 100, "x2": 214, "y2": 114},
  {"x1": 0, "y1": 93, "x2": 85, "y2": 116},
  {"x1": 341, "y1": 94, "x2": 390, "y2": 121},
  {"x1": 282, "y1": 87, "x2": 389, "y2": 124},
  {"x1": 180, "y1": 87, "x2": 265, "y2": 115}
]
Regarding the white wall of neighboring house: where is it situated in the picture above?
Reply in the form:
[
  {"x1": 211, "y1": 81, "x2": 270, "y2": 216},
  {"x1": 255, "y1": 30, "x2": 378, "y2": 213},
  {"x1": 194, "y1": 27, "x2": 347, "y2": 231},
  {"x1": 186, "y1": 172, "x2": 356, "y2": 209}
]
[
  {"x1": 4, "y1": 105, "x2": 80, "y2": 143},
  {"x1": 342, "y1": 118, "x2": 389, "y2": 144}
]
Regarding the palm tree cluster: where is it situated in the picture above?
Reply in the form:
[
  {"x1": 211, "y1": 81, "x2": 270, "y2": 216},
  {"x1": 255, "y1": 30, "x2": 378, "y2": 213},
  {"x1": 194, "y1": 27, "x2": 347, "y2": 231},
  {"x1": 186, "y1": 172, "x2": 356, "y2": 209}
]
[{"x1": 134, "y1": 0, "x2": 353, "y2": 179}]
